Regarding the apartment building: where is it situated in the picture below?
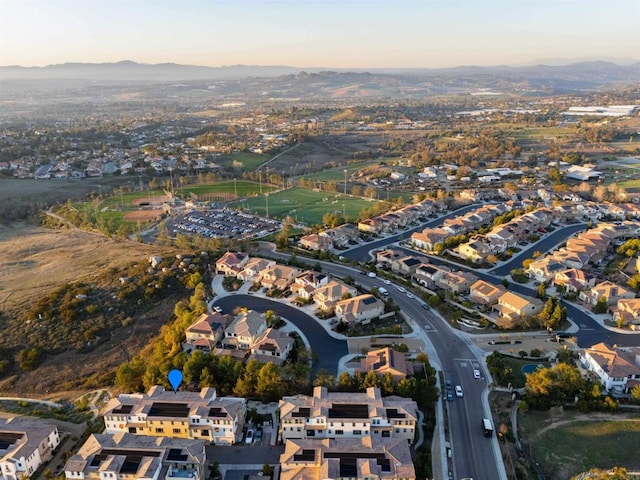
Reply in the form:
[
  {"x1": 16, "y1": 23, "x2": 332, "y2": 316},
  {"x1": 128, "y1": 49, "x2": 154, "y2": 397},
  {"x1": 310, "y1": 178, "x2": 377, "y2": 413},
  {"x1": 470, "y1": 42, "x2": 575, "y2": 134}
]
[
  {"x1": 64, "y1": 433, "x2": 207, "y2": 480},
  {"x1": 279, "y1": 386, "x2": 417, "y2": 443},
  {"x1": 103, "y1": 386, "x2": 246, "y2": 445}
]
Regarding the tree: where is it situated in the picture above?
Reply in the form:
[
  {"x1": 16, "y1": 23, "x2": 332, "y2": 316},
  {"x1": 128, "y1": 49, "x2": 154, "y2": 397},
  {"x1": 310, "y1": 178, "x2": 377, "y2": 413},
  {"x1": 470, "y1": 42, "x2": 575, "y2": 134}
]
[
  {"x1": 18, "y1": 347, "x2": 43, "y2": 371},
  {"x1": 593, "y1": 296, "x2": 608, "y2": 314},
  {"x1": 256, "y1": 362, "x2": 284, "y2": 402},
  {"x1": 536, "y1": 282, "x2": 547, "y2": 299},
  {"x1": 631, "y1": 384, "x2": 640, "y2": 403}
]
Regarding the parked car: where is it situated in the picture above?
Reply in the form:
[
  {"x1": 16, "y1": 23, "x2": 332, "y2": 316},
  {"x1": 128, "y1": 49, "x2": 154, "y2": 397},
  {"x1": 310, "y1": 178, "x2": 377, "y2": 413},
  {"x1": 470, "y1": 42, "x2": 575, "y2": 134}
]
[
  {"x1": 255, "y1": 429, "x2": 263, "y2": 444},
  {"x1": 368, "y1": 271, "x2": 377, "y2": 278},
  {"x1": 245, "y1": 429, "x2": 254, "y2": 444}
]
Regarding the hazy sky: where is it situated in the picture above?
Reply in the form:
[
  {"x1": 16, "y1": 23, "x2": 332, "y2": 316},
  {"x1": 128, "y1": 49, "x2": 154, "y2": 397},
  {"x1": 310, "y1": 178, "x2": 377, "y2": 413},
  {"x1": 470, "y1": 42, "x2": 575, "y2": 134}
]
[{"x1": 1, "y1": 0, "x2": 639, "y2": 68}]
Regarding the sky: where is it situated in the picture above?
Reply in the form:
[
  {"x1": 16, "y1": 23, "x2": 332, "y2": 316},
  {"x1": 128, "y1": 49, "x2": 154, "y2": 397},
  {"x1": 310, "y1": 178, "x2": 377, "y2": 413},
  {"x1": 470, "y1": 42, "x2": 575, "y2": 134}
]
[{"x1": 1, "y1": 0, "x2": 639, "y2": 68}]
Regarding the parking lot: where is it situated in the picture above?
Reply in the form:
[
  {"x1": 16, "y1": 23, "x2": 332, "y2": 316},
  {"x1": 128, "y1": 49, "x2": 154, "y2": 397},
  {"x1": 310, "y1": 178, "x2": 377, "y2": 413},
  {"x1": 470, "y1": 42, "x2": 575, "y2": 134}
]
[{"x1": 169, "y1": 208, "x2": 281, "y2": 240}]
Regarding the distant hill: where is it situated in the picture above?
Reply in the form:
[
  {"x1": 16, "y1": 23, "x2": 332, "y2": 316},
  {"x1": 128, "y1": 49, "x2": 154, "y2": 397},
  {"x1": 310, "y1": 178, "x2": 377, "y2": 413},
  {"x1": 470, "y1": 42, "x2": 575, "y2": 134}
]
[{"x1": 1, "y1": 59, "x2": 638, "y2": 84}]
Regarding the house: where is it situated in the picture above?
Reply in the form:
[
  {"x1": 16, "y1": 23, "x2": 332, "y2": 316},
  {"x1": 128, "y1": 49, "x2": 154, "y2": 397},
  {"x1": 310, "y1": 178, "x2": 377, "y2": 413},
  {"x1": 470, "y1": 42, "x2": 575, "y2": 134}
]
[
  {"x1": 335, "y1": 294, "x2": 385, "y2": 324},
  {"x1": 249, "y1": 328, "x2": 294, "y2": 365},
  {"x1": 376, "y1": 249, "x2": 405, "y2": 269},
  {"x1": 299, "y1": 233, "x2": 333, "y2": 252},
  {"x1": 579, "y1": 281, "x2": 635, "y2": 306},
  {"x1": 290, "y1": 270, "x2": 329, "y2": 300},
  {"x1": 0, "y1": 417, "x2": 61, "y2": 480},
  {"x1": 552, "y1": 248, "x2": 592, "y2": 270},
  {"x1": 215, "y1": 251, "x2": 249, "y2": 276},
  {"x1": 495, "y1": 291, "x2": 544, "y2": 324},
  {"x1": 279, "y1": 437, "x2": 416, "y2": 480},
  {"x1": 358, "y1": 218, "x2": 384, "y2": 234},
  {"x1": 185, "y1": 312, "x2": 232, "y2": 352},
  {"x1": 410, "y1": 228, "x2": 448, "y2": 251},
  {"x1": 236, "y1": 257, "x2": 276, "y2": 282},
  {"x1": 527, "y1": 256, "x2": 566, "y2": 283},
  {"x1": 390, "y1": 255, "x2": 424, "y2": 277},
  {"x1": 259, "y1": 264, "x2": 302, "y2": 291},
  {"x1": 64, "y1": 433, "x2": 208, "y2": 480},
  {"x1": 313, "y1": 280, "x2": 358, "y2": 311},
  {"x1": 279, "y1": 386, "x2": 418, "y2": 442},
  {"x1": 456, "y1": 239, "x2": 492, "y2": 262},
  {"x1": 358, "y1": 347, "x2": 414, "y2": 380},
  {"x1": 579, "y1": 343, "x2": 640, "y2": 395},
  {"x1": 103, "y1": 386, "x2": 246, "y2": 444},
  {"x1": 469, "y1": 280, "x2": 505, "y2": 306},
  {"x1": 223, "y1": 309, "x2": 267, "y2": 350},
  {"x1": 412, "y1": 263, "x2": 448, "y2": 288},
  {"x1": 321, "y1": 223, "x2": 360, "y2": 247},
  {"x1": 436, "y1": 270, "x2": 477, "y2": 294},
  {"x1": 553, "y1": 268, "x2": 596, "y2": 293},
  {"x1": 612, "y1": 298, "x2": 640, "y2": 329}
]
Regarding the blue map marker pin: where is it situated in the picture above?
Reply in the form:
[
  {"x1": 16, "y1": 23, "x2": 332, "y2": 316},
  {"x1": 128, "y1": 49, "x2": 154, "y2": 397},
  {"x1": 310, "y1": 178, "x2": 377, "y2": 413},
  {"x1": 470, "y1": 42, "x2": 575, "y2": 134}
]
[{"x1": 168, "y1": 369, "x2": 183, "y2": 393}]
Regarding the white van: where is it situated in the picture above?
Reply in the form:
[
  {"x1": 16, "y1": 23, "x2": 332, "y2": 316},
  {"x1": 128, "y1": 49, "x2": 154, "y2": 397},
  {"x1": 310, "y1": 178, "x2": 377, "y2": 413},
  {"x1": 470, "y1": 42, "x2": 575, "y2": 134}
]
[{"x1": 378, "y1": 287, "x2": 389, "y2": 296}]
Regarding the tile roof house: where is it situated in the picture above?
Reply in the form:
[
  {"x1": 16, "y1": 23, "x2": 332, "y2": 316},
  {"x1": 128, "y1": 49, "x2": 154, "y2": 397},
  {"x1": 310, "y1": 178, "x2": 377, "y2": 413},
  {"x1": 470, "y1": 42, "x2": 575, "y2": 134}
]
[
  {"x1": 185, "y1": 312, "x2": 233, "y2": 352},
  {"x1": 436, "y1": 270, "x2": 477, "y2": 294},
  {"x1": 412, "y1": 263, "x2": 448, "y2": 288},
  {"x1": 456, "y1": 239, "x2": 492, "y2": 262},
  {"x1": 358, "y1": 218, "x2": 385, "y2": 234},
  {"x1": 64, "y1": 433, "x2": 208, "y2": 480},
  {"x1": 321, "y1": 224, "x2": 360, "y2": 247},
  {"x1": 279, "y1": 437, "x2": 416, "y2": 480},
  {"x1": 279, "y1": 386, "x2": 418, "y2": 443},
  {"x1": 249, "y1": 328, "x2": 294, "y2": 365},
  {"x1": 236, "y1": 257, "x2": 276, "y2": 282},
  {"x1": 579, "y1": 281, "x2": 635, "y2": 306},
  {"x1": 335, "y1": 294, "x2": 385, "y2": 324},
  {"x1": 259, "y1": 265, "x2": 302, "y2": 291},
  {"x1": 299, "y1": 233, "x2": 333, "y2": 252},
  {"x1": 579, "y1": 342, "x2": 640, "y2": 395},
  {"x1": 358, "y1": 347, "x2": 414, "y2": 380},
  {"x1": 410, "y1": 228, "x2": 448, "y2": 251},
  {"x1": 527, "y1": 256, "x2": 566, "y2": 283},
  {"x1": 290, "y1": 270, "x2": 329, "y2": 300},
  {"x1": 495, "y1": 291, "x2": 544, "y2": 324},
  {"x1": 215, "y1": 251, "x2": 249, "y2": 276},
  {"x1": 313, "y1": 280, "x2": 358, "y2": 311},
  {"x1": 469, "y1": 280, "x2": 505, "y2": 305},
  {"x1": 223, "y1": 310, "x2": 267, "y2": 350},
  {"x1": 103, "y1": 386, "x2": 246, "y2": 444},
  {"x1": 553, "y1": 268, "x2": 596, "y2": 293},
  {"x1": 0, "y1": 417, "x2": 61, "y2": 480},
  {"x1": 376, "y1": 249, "x2": 405, "y2": 269},
  {"x1": 390, "y1": 255, "x2": 424, "y2": 277},
  {"x1": 552, "y1": 248, "x2": 592, "y2": 270},
  {"x1": 612, "y1": 298, "x2": 640, "y2": 329}
]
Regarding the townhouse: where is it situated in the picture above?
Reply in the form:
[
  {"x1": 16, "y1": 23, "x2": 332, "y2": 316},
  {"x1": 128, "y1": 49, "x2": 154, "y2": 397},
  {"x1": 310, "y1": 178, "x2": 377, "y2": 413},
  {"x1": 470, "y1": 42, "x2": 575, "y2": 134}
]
[
  {"x1": 64, "y1": 434, "x2": 207, "y2": 480},
  {"x1": 335, "y1": 294, "x2": 385, "y2": 324},
  {"x1": 279, "y1": 386, "x2": 418, "y2": 442},
  {"x1": 279, "y1": 437, "x2": 415, "y2": 480},
  {"x1": 0, "y1": 417, "x2": 61, "y2": 480},
  {"x1": 579, "y1": 343, "x2": 640, "y2": 395},
  {"x1": 103, "y1": 386, "x2": 246, "y2": 444}
]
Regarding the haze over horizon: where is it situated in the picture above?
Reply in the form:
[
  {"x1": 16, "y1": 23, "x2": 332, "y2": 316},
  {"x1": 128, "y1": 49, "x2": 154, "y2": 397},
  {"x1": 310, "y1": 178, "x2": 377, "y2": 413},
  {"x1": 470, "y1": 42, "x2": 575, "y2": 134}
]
[{"x1": 1, "y1": 0, "x2": 639, "y2": 69}]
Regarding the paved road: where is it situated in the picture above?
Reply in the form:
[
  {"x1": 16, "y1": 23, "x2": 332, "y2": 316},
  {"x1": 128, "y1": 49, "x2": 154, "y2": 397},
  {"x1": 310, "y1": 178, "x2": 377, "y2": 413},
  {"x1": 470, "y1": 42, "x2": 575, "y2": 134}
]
[
  {"x1": 489, "y1": 223, "x2": 587, "y2": 276},
  {"x1": 213, "y1": 295, "x2": 347, "y2": 375},
  {"x1": 343, "y1": 203, "x2": 483, "y2": 263}
]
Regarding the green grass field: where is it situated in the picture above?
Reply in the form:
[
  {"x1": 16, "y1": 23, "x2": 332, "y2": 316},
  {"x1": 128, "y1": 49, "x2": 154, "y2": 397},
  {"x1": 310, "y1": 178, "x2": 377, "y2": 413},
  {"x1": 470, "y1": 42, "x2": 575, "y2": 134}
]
[
  {"x1": 229, "y1": 187, "x2": 380, "y2": 225},
  {"x1": 216, "y1": 152, "x2": 268, "y2": 171},
  {"x1": 519, "y1": 413, "x2": 640, "y2": 478},
  {"x1": 180, "y1": 180, "x2": 274, "y2": 198}
]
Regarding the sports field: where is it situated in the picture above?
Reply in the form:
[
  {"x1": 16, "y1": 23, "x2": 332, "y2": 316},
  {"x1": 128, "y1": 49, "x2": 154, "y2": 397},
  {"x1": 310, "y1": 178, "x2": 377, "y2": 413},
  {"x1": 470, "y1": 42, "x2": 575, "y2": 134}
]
[
  {"x1": 180, "y1": 180, "x2": 274, "y2": 199},
  {"x1": 230, "y1": 187, "x2": 380, "y2": 225}
]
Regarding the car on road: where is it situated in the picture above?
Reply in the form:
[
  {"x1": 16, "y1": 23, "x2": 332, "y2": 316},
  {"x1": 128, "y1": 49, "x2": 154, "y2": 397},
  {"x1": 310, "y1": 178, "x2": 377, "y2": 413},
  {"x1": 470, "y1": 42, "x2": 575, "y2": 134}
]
[
  {"x1": 445, "y1": 380, "x2": 452, "y2": 391},
  {"x1": 213, "y1": 306, "x2": 223, "y2": 313},
  {"x1": 245, "y1": 429, "x2": 254, "y2": 444},
  {"x1": 473, "y1": 369, "x2": 481, "y2": 379},
  {"x1": 421, "y1": 304, "x2": 431, "y2": 310},
  {"x1": 383, "y1": 279, "x2": 391, "y2": 285},
  {"x1": 406, "y1": 292, "x2": 415, "y2": 299},
  {"x1": 455, "y1": 385, "x2": 464, "y2": 397},
  {"x1": 397, "y1": 286, "x2": 406, "y2": 293},
  {"x1": 368, "y1": 272, "x2": 377, "y2": 278},
  {"x1": 446, "y1": 391, "x2": 453, "y2": 401}
]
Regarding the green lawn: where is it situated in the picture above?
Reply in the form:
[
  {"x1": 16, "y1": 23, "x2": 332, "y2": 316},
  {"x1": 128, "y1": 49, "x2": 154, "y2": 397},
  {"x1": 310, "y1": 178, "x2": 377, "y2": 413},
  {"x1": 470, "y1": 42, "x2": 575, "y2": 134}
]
[
  {"x1": 230, "y1": 187, "x2": 380, "y2": 225},
  {"x1": 180, "y1": 180, "x2": 274, "y2": 198},
  {"x1": 519, "y1": 413, "x2": 640, "y2": 478},
  {"x1": 216, "y1": 152, "x2": 268, "y2": 170}
]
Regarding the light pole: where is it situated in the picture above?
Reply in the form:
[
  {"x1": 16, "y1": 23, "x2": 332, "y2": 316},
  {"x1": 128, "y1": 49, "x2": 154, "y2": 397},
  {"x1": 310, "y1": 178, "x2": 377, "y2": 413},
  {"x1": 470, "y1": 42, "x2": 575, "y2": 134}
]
[
  {"x1": 265, "y1": 193, "x2": 269, "y2": 217},
  {"x1": 259, "y1": 170, "x2": 263, "y2": 194},
  {"x1": 234, "y1": 178, "x2": 238, "y2": 199},
  {"x1": 343, "y1": 169, "x2": 348, "y2": 196}
]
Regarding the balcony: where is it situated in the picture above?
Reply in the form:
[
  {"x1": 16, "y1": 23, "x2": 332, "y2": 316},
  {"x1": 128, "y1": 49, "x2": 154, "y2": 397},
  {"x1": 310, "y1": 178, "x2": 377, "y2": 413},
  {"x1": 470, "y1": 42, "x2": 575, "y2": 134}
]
[{"x1": 166, "y1": 468, "x2": 199, "y2": 480}]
